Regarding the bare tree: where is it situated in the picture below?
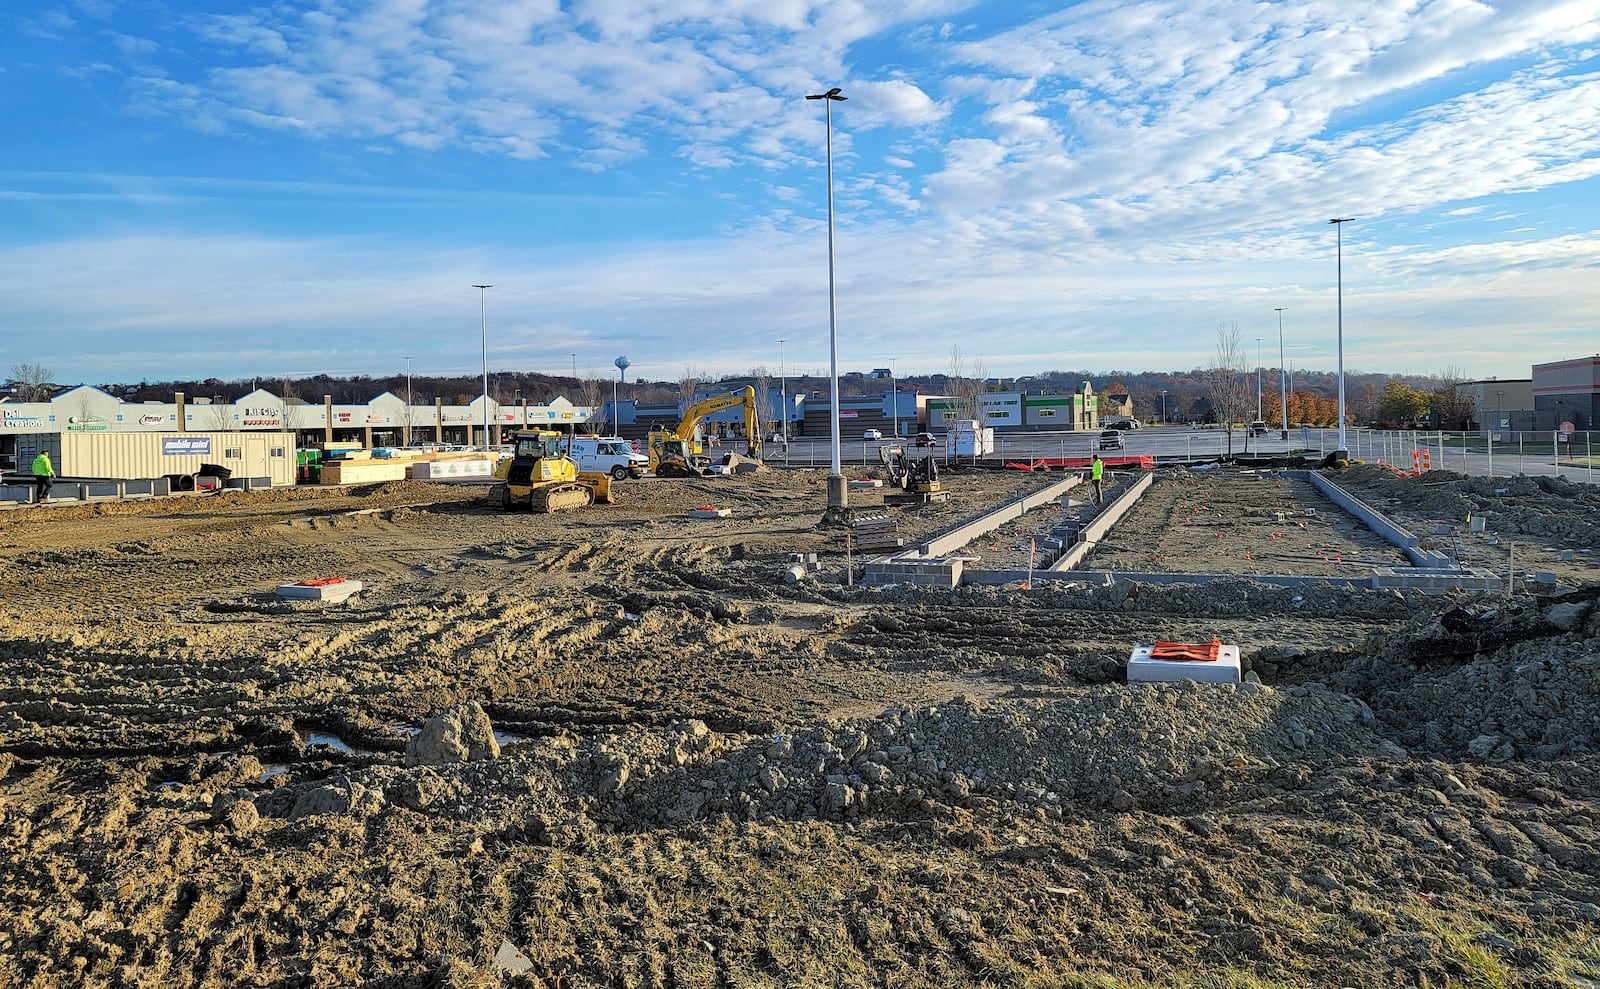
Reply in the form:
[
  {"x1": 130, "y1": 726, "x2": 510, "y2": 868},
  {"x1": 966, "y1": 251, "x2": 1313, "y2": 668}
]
[
  {"x1": 944, "y1": 346, "x2": 991, "y2": 427},
  {"x1": 577, "y1": 370, "x2": 607, "y2": 435},
  {"x1": 1204, "y1": 322, "x2": 1252, "y2": 458},
  {"x1": 749, "y1": 366, "x2": 773, "y2": 441},
  {"x1": 8, "y1": 362, "x2": 53, "y2": 402},
  {"x1": 201, "y1": 397, "x2": 234, "y2": 432},
  {"x1": 1430, "y1": 365, "x2": 1476, "y2": 430},
  {"x1": 677, "y1": 364, "x2": 702, "y2": 410}
]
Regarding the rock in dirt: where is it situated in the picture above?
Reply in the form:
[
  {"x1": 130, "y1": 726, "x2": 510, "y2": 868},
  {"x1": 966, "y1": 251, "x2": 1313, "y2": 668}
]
[{"x1": 405, "y1": 702, "x2": 501, "y2": 767}]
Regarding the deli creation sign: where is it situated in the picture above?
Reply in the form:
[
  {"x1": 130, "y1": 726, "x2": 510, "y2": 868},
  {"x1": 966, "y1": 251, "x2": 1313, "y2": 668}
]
[{"x1": 162, "y1": 437, "x2": 212, "y2": 456}]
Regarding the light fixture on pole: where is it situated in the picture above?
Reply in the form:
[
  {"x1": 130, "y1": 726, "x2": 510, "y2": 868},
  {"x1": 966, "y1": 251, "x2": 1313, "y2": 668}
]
[
  {"x1": 1158, "y1": 389, "x2": 1167, "y2": 425},
  {"x1": 1274, "y1": 308, "x2": 1287, "y2": 439},
  {"x1": 778, "y1": 338, "x2": 787, "y2": 446},
  {"x1": 1329, "y1": 218, "x2": 1355, "y2": 459},
  {"x1": 473, "y1": 284, "x2": 492, "y2": 447},
  {"x1": 613, "y1": 356, "x2": 630, "y2": 440},
  {"x1": 806, "y1": 85, "x2": 847, "y2": 517},
  {"x1": 404, "y1": 355, "x2": 413, "y2": 447}
]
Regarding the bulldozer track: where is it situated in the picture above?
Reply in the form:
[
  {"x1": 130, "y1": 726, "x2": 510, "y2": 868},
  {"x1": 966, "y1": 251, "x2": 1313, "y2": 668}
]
[{"x1": 532, "y1": 482, "x2": 595, "y2": 513}]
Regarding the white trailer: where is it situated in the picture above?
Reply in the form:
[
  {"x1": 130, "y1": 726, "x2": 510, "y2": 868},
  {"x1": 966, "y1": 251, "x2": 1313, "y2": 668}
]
[{"x1": 945, "y1": 420, "x2": 995, "y2": 458}]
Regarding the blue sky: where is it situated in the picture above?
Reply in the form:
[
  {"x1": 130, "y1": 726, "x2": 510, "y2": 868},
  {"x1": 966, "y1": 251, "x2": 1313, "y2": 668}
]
[{"x1": 4, "y1": 0, "x2": 1599, "y2": 388}]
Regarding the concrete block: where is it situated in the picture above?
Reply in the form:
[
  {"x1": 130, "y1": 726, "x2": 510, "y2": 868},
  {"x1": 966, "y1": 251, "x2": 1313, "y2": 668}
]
[{"x1": 276, "y1": 578, "x2": 364, "y2": 602}]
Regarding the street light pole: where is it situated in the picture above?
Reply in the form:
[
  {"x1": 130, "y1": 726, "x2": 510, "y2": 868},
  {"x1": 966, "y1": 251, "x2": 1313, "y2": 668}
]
[
  {"x1": 1330, "y1": 218, "x2": 1355, "y2": 458},
  {"x1": 404, "y1": 355, "x2": 413, "y2": 447},
  {"x1": 1274, "y1": 308, "x2": 1287, "y2": 439},
  {"x1": 472, "y1": 284, "x2": 492, "y2": 447},
  {"x1": 778, "y1": 338, "x2": 787, "y2": 446},
  {"x1": 1158, "y1": 390, "x2": 1167, "y2": 425},
  {"x1": 888, "y1": 356, "x2": 899, "y2": 439},
  {"x1": 1255, "y1": 337, "x2": 1263, "y2": 421},
  {"x1": 807, "y1": 86, "x2": 847, "y2": 516}
]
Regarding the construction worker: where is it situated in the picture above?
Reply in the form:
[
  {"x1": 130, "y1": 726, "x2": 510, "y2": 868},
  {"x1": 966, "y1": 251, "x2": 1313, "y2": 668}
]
[
  {"x1": 1091, "y1": 454, "x2": 1104, "y2": 505},
  {"x1": 32, "y1": 450, "x2": 55, "y2": 503}
]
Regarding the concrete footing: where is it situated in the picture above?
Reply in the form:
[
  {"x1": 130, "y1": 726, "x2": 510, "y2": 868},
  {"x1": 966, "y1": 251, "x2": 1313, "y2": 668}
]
[{"x1": 864, "y1": 464, "x2": 1508, "y2": 596}]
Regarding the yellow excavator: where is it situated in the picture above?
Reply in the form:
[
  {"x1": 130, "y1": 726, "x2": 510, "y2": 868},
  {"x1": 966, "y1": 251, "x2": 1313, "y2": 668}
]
[
  {"x1": 494, "y1": 429, "x2": 615, "y2": 512},
  {"x1": 648, "y1": 386, "x2": 763, "y2": 477}
]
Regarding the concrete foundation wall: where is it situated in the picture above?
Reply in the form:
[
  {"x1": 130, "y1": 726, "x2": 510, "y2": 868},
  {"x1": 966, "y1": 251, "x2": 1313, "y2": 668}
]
[{"x1": 909, "y1": 475, "x2": 1081, "y2": 558}]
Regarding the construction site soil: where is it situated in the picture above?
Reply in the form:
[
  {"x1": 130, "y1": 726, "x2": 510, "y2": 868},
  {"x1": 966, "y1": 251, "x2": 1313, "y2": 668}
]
[{"x1": 2, "y1": 464, "x2": 1598, "y2": 988}]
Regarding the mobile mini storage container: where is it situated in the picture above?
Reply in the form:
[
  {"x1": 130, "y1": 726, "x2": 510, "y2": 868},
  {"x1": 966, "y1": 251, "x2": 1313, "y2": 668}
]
[{"x1": 11, "y1": 431, "x2": 296, "y2": 488}]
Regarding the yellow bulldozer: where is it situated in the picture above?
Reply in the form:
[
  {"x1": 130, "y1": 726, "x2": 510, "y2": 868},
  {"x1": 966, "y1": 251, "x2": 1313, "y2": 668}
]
[{"x1": 494, "y1": 429, "x2": 615, "y2": 512}]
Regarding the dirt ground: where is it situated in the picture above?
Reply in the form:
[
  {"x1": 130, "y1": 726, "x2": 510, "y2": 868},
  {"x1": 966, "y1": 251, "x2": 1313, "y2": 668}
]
[{"x1": 1, "y1": 463, "x2": 1598, "y2": 988}]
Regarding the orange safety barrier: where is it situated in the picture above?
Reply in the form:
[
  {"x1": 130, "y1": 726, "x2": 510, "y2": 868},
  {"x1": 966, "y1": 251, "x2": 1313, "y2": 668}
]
[
  {"x1": 1148, "y1": 638, "x2": 1222, "y2": 662},
  {"x1": 296, "y1": 577, "x2": 347, "y2": 587},
  {"x1": 1422, "y1": 449, "x2": 1431, "y2": 470}
]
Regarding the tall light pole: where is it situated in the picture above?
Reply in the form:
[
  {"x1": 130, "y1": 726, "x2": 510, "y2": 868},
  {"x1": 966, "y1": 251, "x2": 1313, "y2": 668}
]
[
  {"x1": 1330, "y1": 218, "x2": 1355, "y2": 458},
  {"x1": 778, "y1": 338, "x2": 787, "y2": 446},
  {"x1": 613, "y1": 356, "x2": 630, "y2": 440},
  {"x1": 887, "y1": 356, "x2": 900, "y2": 439},
  {"x1": 1158, "y1": 389, "x2": 1167, "y2": 424},
  {"x1": 1274, "y1": 308, "x2": 1287, "y2": 439},
  {"x1": 473, "y1": 284, "x2": 492, "y2": 447},
  {"x1": 1255, "y1": 336, "x2": 1263, "y2": 421},
  {"x1": 571, "y1": 353, "x2": 577, "y2": 383},
  {"x1": 404, "y1": 355, "x2": 413, "y2": 447},
  {"x1": 807, "y1": 85, "x2": 847, "y2": 516}
]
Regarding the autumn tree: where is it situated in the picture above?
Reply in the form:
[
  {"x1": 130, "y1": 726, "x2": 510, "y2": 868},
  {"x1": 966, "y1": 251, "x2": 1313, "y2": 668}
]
[{"x1": 1377, "y1": 380, "x2": 1429, "y2": 428}]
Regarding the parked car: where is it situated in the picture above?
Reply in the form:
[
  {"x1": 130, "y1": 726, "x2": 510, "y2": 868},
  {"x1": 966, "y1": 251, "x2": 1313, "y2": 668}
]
[
  {"x1": 1248, "y1": 420, "x2": 1269, "y2": 437},
  {"x1": 1098, "y1": 429, "x2": 1126, "y2": 451},
  {"x1": 862, "y1": 429, "x2": 883, "y2": 440},
  {"x1": 914, "y1": 432, "x2": 937, "y2": 447}
]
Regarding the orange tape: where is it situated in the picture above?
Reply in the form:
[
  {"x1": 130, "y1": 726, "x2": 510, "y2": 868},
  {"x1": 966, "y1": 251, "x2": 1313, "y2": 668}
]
[{"x1": 1149, "y1": 639, "x2": 1222, "y2": 662}]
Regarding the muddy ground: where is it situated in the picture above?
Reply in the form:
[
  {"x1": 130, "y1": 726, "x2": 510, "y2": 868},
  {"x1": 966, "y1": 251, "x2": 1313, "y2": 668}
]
[{"x1": 1, "y1": 463, "x2": 1598, "y2": 988}]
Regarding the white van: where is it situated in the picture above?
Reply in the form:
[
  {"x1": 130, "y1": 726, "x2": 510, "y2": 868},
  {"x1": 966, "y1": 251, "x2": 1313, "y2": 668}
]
[{"x1": 568, "y1": 436, "x2": 649, "y2": 480}]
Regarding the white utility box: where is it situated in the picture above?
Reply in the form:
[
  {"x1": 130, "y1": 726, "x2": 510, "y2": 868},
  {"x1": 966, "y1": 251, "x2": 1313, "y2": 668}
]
[
  {"x1": 1127, "y1": 642, "x2": 1242, "y2": 684},
  {"x1": 276, "y1": 578, "x2": 364, "y2": 602}
]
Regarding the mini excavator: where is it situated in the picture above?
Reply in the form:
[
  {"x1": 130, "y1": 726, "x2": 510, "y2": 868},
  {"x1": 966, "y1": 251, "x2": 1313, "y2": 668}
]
[{"x1": 878, "y1": 445, "x2": 949, "y2": 506}]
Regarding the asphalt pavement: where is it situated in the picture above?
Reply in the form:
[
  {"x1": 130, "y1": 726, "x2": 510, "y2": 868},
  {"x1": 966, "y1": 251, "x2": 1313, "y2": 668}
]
[{"x1": 768, "y1": 426, "x2": 1600, "y2": 486}]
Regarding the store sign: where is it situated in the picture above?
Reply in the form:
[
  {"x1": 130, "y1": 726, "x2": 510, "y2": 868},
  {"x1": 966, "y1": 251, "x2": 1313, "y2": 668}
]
[
  {"x1": 1, "y1": 411, "x2": 46, "y2": 429},
  {"x1": 163, "y1": 437, "x2": 212, "y2": 456},
  {"x1": 139, "y1": 414, "x2": 168, "y2": 425},
  {"x1": 240, "y1": 406, "x2": 282, "y2": 428},
  {"x1": 67, "y1": 416, "x2": 109, "y2": 431}
]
